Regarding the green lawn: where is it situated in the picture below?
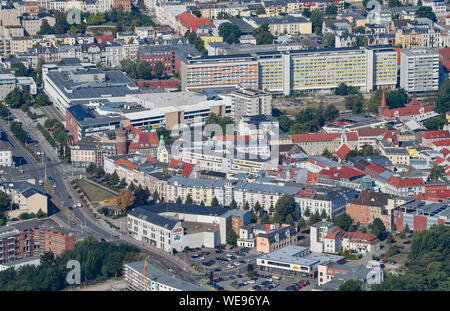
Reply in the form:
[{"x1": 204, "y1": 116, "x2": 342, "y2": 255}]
[{"x1": 77, "y1": 179, "x2": 117, "y2": 202}]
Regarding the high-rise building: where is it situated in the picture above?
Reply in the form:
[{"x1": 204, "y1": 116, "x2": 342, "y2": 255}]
[
  {"x1": 400, "y1": 49, "x2": 439, "y2": 93},
  {"x1": 229, "y1": 88, "x2": 272, "y2": 120}
]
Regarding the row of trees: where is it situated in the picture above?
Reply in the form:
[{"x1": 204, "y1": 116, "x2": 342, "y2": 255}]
[
  {"x1": 0, "y1": 237, "x2": 143, "y2": 290},
  {"x1": 218, "y1": 23, "x2": 242, "y2": 45},
  {"x1": 252, "y1": 24, "x2": 274, "y2": 45},
  {"x1": 4, "y1": 87, "x2": 50, "y2": 111},
  {"x1": 43, "y1": 119, "x2": 72, "y2": 160},
  {"x1": 277, "y1": 105, "x2": 340, "y2": 134},
  {"x1": 373, "y1": 225, "x2": 449, "y2": 291},
  {"x1": 39, "y1": 8, "x2": 155, "y2": 35},
  {"x1": 121, "y1": 59, "x2": 165, "y2": 80},
  {"x1": 185, "y1": 30, "x2": 207, "y2": 54}
]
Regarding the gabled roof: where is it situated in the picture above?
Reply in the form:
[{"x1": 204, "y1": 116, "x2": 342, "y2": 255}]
[
  {"x1": 356, "y1": 128, "x2": 387, "y2": 137},
  {"x1": 387, "y1": 176, "x2": 424, "y2": 188},
  {"x1": 323, "y1": 226, "x2": 346, "y2": 240},
  {"x1": 422, "y1": 130, "x2": 450, "y2": 139},
  {"x1": 383, "y1": 105, "x2": 434, "y2": 117},
  {"x1": 176, "y1": 12, "x2": 213, "y2": 31},
  {"x1": 432, "y1": 139, "x2": 450, "y2": 147},
  {"x1": 343, "y1": 232, "x2": 379, "y2": 244},
  {"x1": 114, "y1": 158, "x2": 137, "y2": 171},
  {"x1": 320, "y1": 166, "x2": 365, "y2": 180},
  {"x1": 335, "y1": 144, "x2": 351, "y2": 160}
]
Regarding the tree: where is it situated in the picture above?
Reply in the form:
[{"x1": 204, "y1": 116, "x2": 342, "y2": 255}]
[
  {"x1": 152, "y1": 190, "x2": 160, "y2": 202},
  {"x1": 285, "y1": 214, "x2": 294, "y2": 225},
  {"x1": 386, "y1": 89, "x2": 409, "y2": 109},
  {"x1": 136, "y1": 61, "x2": 152, "y2": 79},
  {"x1": 95, "y1": 167, "x2": 105, "y2": 179},
  {"x1": 277, "y1": 114, "x2": 294, "y2": 133},
  {"x1": 402, "y1": 223, "x2": 410, "y2": 234},
  {"x1": 303, "y1": 8, "x2": 311, "y2": 18},
  {"x1": 134, "y1": 186, "x2": 150, "y2": 207},
  {"x1": 321, "y1": 149, "x2": 339, "y2": 162},
  {"x1": 256, "y1": 8, "x2": 266, "y2": 15},
  {"x1": 252, "y1": 24, "x2": 274, "y2": 45},
  {"x1": 154, "y1": 61, "x2": 164, "y2": 79},
  {"x1": 218, "y1": 22, "x2": 241, "y2": 44},
  {"x1": 250, "y1": 212, "x2": 257, "y2": 223},
  {"x1": 191, "y1": 10, "x2": 201, "y2": 17},
  {"x1": 334, "y1": 213, "x2": 353, "y2": 231},
  {"x1": 211, "y1": 197, "x2": 219, "y2": 207},
  {"x1": 38, "y1": 20, "x2": 54, "y2": 34},
  {"x1": 10, "y1": 122, "x2": 28, "y2": 143},
  {"x1": 303, "y1": 207, "x2": 311, "y2": 217},
  {"x1": 200, "y1": 201, "x2": 205, "y2": 206},
  {"x1": 119, "y1": 178, "x2": 127, "y2": 189},
  {"x1": 260, "y1": 213, "x2": 270, "y2": 224},
  {"x1": 415, "y1": 6, "x2": 436, "y2": 22},
  {"x1": 86, "y1": 163, "x2": 96, "y2": 175},
  {"x1": 253, "y1": 202, "x2": 262, "y2": 214},
  {"x1": 275, "y1": 194, "x2": 296, "y2": 222},
  {"x1": 369, "y1": 218, "x2": 386, "y2": 240},
  {"x1": 345, "y1": 95, "x2": 364, "y2": 114},
  {"x1": 291, "y1": 107, "x2": 325, "y2": 133},
  {"x1": 229, "y1": 199, "x2": 237, "y2": 209},
  {"x1": 310, "y1": 10, "x2": 324, "y2": 34},
  {"x1": 339, "y1": 279, "x2": 362, "y2": 291},
  {"x1": 128, "y1": 182, "x2": 136, "y2": 192},
  {"x1": 35, "y1": 93, "x2": 50, "y2": 107},
  {"x1": 320, "y1": 209, "x2": 327, "y2": 220},
  {"x1": 185, "y1": 194, "x2": 193, "y2": 205},
  {"x1": 297, "y1": 218, "x2": 307, "y2": 231},
  {"x1": 11, "y1": 63, "x2": 27, "y2": 77},
  {"x1": 322, "y1": 104, "x2": 340, "y2": 122},
  {"x1": 36, "y1": 209, "x2": 46, "y2": 218},
  {"x1": 272, "y1": 212, "x2": 283, "y2": 224},
  {"x1": 308, "y1": 210, "x2": 322, "y2": 225},
  {"x1": 435, "y1": 79, "x2": 450, "y2": 115},
  {"x1": 430, "y1": 165, "x2": 445, "y2": 180},
  {"x1": 354, "y1": 26, "x2": 366, "y2": 34},
  {"x1": 324, "y1": 33, "x2": 335, "y2": 47},
  {"x1": 176, "y1": 196, "x2": 182, "y2": 204},
  {"x1": 109, "y1": 171, "x2": 119, "y2": 185},
  {"x1": 226, "y1": 230, "x2": 238, "y2": 245},
  {"x1": 424, "y1": 116, "x2": 445, "y2": 131},
  {"x1": 367, "y1": 89, "x2": 383, "y2": 113},
  {"x1": 243, "y1": 201, "x2": 250, "y2": 210},
  {"x1": 356, "y1": 36, "x2": 368, "y2": 47},
  {"x1": 325, "y1": 4, "x2": 337, "y2": 15},
  {"x1": 116, "y1": 189, "x2": 135, "y2": 213},
  {"x1": 69, "y1": 26, "x2": 79, "y2": 34},
  {"x1": 4, "y1": 88, "x2": 23, "y2": 108},
  {"x1": 388, "y1": 0, "x2": 402, "y2": 7}
]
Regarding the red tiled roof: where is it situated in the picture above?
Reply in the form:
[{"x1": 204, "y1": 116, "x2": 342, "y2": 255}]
[
  {"x1": 168, "y1": 159, "x2": 195, "y2": 177},
  {"x1": 147, "y1": 157, "x2": 156, "y2": 162},
  {"x1": 414, "y1": 190, "x2": 450, "y2": 201},
  {"x1": 365, "y1": 163, "x2": 386, "y2": 175},
  {"x1": 440, "y1": 148, "x2": 450, "y2": 158},
  {"x1": 387, "y1": 176, "x2": 424, "y2": 188},
  {"x1": 176, "y1": 12, "x2": 213, "y2": 31},
  {"x1": 442, "y1": 61, "x2": 450, "y2": 71},
  {"x1": 439, "y1": 47, "x2": 450, "y2": 60},
  {"x1": 422, "y1": 130, "x2": 450, "y2": 139},
  {"x1": 114, "y1": 158, "x2": 137, "y2": 170},
  {"x1": 432, "y1": 139, "x2": 450, "y2": 147},
  {"x1": 335, "y1": 144, "x2": 351, "y2": 160},
  {"x1": 343, "y1": 232, "x2": 379, "y2": 244},
  {"x1": 291, "y1": 132, "x2": 357, "y2": 143},
  {"x1": 383, "y1": 105, "x2": 434, "y2": 117},
  {"x1": 298, "y1": 189, "x2": 316, "y2": 198},
  {"x1": 320, "y1": 166, "x2": 365, "y2": 179},
  {"x1": 408, "y1": 99, "x2": 421, "y2": 106},
  {"x1": 433, "y1": 157, "x2": 445, "y2": 165},
  {"x1": 323, "y1": 227, "x2": 346, "y2": 240},
  {"x1": 357, "y1": 128, "x2": 387, "y2": 137}
]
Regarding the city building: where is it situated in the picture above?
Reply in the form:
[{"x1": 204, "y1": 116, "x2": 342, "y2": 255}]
[
  {"x1": 244, "y1": 15, "x2": 312, "y2": 35},
  {"x1": 124, "y1": 260, "x2": 205, "y2": 291},
  {"x1": 257, "y1": 245, "x2": 345, "y2": 278},
  {"x1": 229, "y1": 88, "x2": 272, "y2": 121},
  {"x1": 256, "y1": 225, "x2": 298, "y2": 254},
  {"x1": 0, "y1": 182, "x2": 48, "y2": 219},
  {"x1": 0, "y1": 141, "x2": 13, "y2": 167},
  {"x1": 393, "y1": 201, "x2": 450, "y2": 232},
  {"x1": 346, "y1": 191, "x2": 393, "y2": 229},
  {"x1": 400, "y1": 49, "x2": 439, "y2": 93},
  {"x1": 316, "y1": 263, "x2": 383, "y2": 289}
]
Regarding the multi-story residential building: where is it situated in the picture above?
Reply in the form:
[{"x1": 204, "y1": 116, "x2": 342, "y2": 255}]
[
  {"x1": 0, "y1": 141, "x2": 12, "y2": 167},
  {"x1": 346, "y1": 191, "x2": 393, "y2": 230},
  {"x1": 310, "y1": 222, "x2": 337, "y2": 253},
  {"x1": 422, "y1": 0, "x2": 447, "y2": 17},
  {"x1": 229, "y1": 88, "x2": 272, "y2": 121},
  {"x1": 341, "y1": 232, "x2": 381, "y2": 254},
  {"x1": 124, "y1": 260, "x2": 205, "y2": 291},
  {"x1": 256, "y1": 225, "x2": 298, "y2": 254},
  {"x1": 383, "y1": 176, "x2": 425, "y2": 196},
  {"x1": 291, "y1": 131, "x2": 358, "y2": 155},
  {"x1": 244, "y1": 15, "x2": 312, "y2": 36},
  {"x1": 400, "y1": 49, "x2": 439, "y2": 93},
  {"x1": 70, "y1": 134, "x2": 117, "y2": 168},
  {"x1": 297, "y1": 187, "x2": 356, "y2": 217},
  {"x1": 317, "y1": 263, "x2": 383, "y2": 289},
  {"x1": 0, "y1": 226, "x2": 21, "y2": 264},
  {"x1": 422, "y1": 130, "x2": 450, "y2": 148},
  {"x1": 0, "y1": 182, "x2": 48, "y2": 219},
  {"x1": 181, "y1": 54, "x2": 259, "y2": 91}
]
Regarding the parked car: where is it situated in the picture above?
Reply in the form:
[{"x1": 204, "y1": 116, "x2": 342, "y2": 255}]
[
  {"x1": 247, "y1": 280, "x2": 255, "y2": 284},
  {"x1": 391, "y1": 261, "x2": 397, "y2": 265},
  {"x1": 215, "y1": 249, "x2": 224, "y2": 254},
  {"x1": 239, "y1": 260, "x2": 246, "y2": 264},
  {"x1": 381, "y1": 259, "x2": 387, "y2": 263}
]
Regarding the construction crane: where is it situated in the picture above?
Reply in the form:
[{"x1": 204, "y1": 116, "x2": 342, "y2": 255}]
[{"x1": 142, "y1": 259, "x2": 149, "y2": 291}]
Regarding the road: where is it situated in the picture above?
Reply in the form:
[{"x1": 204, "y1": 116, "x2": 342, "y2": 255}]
[{"x1": 7, "y1": 106, "x2": 203, "y2": 283}]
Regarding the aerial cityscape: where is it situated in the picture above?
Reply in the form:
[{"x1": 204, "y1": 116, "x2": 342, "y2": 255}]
[{"x1": 0, "y1": 0, "x2": 448, "y2": 295}]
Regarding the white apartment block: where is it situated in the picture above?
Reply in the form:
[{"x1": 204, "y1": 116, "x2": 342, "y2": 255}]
[
  {"x1": 400, "y1": 49, "x2": 439, "y2": 93},
  {"x1": 422, "y1": 0, "x2": 447, "y2": 17}
]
